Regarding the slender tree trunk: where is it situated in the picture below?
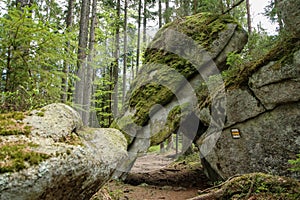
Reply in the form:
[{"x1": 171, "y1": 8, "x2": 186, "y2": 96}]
[
  {"x1": 143, "y1": 0, "x2": 147, "y2": 45},
  {"x1": 122, "y1": 0, "x2": 128, "y2": 106},
  {"x1": 113, "y1": 0, "x2": 121, "y2": 117},
  {"x1": 193, "y1": 0, "x2": 198, "y2": 14},
  {"x1": 109, "y1": 62, "x2": 113, "y2": 125},
  {"x1": 82, "y1": 0, "x2": 96, "y2": 126},
  {"x1": 61, "y1": 0, "x2": 74, "y2": 103},
  {"x1": 131, "y1": 56, "x2": 135, "y2": 81},
  {"x1": 165, "y1": 0, "x2": 170, "y2": 23},
  {"x1": 246, "y1": 0, "x2": 252, "y2": 34},
  {"x1": 158, "y1": 0, "x2": 162, "y2": 28},
  {"x1": 75, "y1": 0, "x2": 90, "y2": 117},
  {"x1": 136, "y1": 0, "x2": 142, "y2": 75}
]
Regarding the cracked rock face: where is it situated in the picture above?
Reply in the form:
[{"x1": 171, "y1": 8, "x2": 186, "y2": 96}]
[
  {"x1": 0, "y1": 103, "x2": 128, "y2": 200},
  {"x1": 199, "y1": 49, "x2": 300, "y2": 181}
]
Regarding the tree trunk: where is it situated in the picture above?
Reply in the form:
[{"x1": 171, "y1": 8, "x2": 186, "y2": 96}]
[
  {"x1": 75, "y1": 0, "x2": 90, "y2": 117},
  {"x1": 165, "y1": 0, "x2": 170, "y2": 23},
  {"x1": 61, "y1": 0, "x2": 74, "y2": 103},
  {"x1": 158, "y1": 0, "x2": 162, "y2": 28},
  {"x1": 82, "y1": 0, "x2": 96, "y2": 126},
  {"x1": 143, "y1": 0, "x2": 147, "y2": 45},
  {"x1": 136, "y1": 0, "x2": 142, "y2": 75},
  {"x1": 246, "y1": 0, "x2": 252, "y2": 34},
  {"x1": 122, "y1": 0, "x2": 128, "y2": 106},
  {"x1": 193, "y1": 0, "x2": 198, "y2": 14},
  {"x1": 113, "y1": 0, "x2": 121, "y2": 118}
]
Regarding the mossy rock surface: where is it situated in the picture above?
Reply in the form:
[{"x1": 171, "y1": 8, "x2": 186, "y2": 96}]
[
  {"x1": 120, "y1": 12, "x2": 244, "y2": 131},
  {"x1": 0, "y1": 112, "x2": 31, "y2": 136},
  {"x1": 195, "y1": 173, "x2": 300, "y2": 200},
  {"x1": 0, "y1": 103, "x2": 128, "y2": 200},
  {"x1": 0, "y1": 141, "x2": 50, "y2": 173}
]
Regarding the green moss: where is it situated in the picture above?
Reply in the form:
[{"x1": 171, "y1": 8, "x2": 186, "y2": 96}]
[
  {"x1": 130, "y1": 84, "x2": 174, "y2": 126},
  {"x1": 225, "y1": 37, "x2": 300, "y2": 90},
  {"x1": 126, "y1": 13, "x2": 239, "y2": 129},
  {"x1": 218, "y1": 173, "x2": 300, "y2": 199},
  {"x1": 0, "y1": 112, "x2": 31, "y2": 136},
  {"x1": 0, "y1": 142, "x2": 50, "y2": 173},
  {"x1": 37, "y1": 111, "x2": 45, "y2": 117},
  {"x1": 110, "y1": 116, "x2": 134, "y2": 145},
  {"x1": 113, "y1": 13, "x2": 243, "y2": 143},
  {"x1": 150, "y1": 103, "x2": 191, "y2": 145}
]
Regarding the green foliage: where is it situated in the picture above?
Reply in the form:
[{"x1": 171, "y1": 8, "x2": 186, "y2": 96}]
[
  {"x1": 0, "y1": 142, "x2": 50, "y2": 173},
  {"x1": 147, "y1": 144, "x2": 160, "y2": 153},
  {"x1": 0, "y1": 6, "x2": 77, "y2": 112},
  {"x1": 288, "y1": 154, "x2": 300, "y2": 172},
  {"x1": 93, "y1": 73, "x2": 114, "y2": 128}
]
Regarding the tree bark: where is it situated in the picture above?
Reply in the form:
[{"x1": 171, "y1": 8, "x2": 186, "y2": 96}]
[
  {"x1": 193, "y1": 0, "x2": 198, "y2": 14},
  {"x1": 136, "y1": 0, "x2": 142, "y2": 75},
  {"x1": 75, "y1": 0, "x2": 90, "y2": 117},
  {"x1": 112, "y1": 0, "x2": 121, "y2": 117},
  {"x1": 143, "y1": 0, "x2": 147, "y2": 45},
  {"x1": 165, "y1": 0, "x2": 170, "y2": 23},
  {"x1": 82, "y1": 0, "x2": 97, "y2": 126},
  {"x1": 158, "y1": 0, "x2": 162, "y2": 28},
  {"x1": 122, "y1": 0, "x2": 128, "y2": 106},
  {"x1": 246, "y1": 0, "x2": 252, "y2": 34},
  {"x1": 61, "y1": 0, "x2": 74, "y2": 103}
]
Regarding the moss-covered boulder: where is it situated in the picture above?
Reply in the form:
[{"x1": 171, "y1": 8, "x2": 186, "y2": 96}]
[
  {"x1": 0, "y1": 103, "x2": 128, "y2": 200},
  {"x1": 113, "y1": 13, "x2": 248, "y2": 179},
  {"x1": 198, "y1": 36, "x2": 300, "y2": 181}
]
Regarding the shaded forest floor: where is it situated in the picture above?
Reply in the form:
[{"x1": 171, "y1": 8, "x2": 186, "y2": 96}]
[{"x1": 92, "y1": 151, "x2": 212, "y2": 200}]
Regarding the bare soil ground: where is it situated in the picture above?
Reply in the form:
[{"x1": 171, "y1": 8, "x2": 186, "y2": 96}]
[{"x1": 92, "y1": 151, "x2": 212, "y2": 200}]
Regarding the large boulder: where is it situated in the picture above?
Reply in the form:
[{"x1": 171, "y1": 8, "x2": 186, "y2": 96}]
[
  {"x1": 198, "y1": 40, "x2": 300, "y2": 181},
  {"x1": 0, "y1": 103, "x2": 127, "y2": 200},
  {"x1": 112, "y1": 13, "x2": 248, "y2": 178},
  {"x1": 113, "y1": 8, "x2": 300, "y2": 184}
]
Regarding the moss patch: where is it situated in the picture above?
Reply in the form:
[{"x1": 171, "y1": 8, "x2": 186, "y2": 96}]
[
  {"x1": 123, "y1": 13, "x2": 240, "y2": 129},
  {"x1": 0, "y1": 142, "x2": 50, "y2": 173},
  {"x1": 0, "y1": 112, "x2": 31, "y2": 136},
  {"x1": 198, "y1": 173, "x2": 300, "y2": 199},
  {"x1": 110, "y1": 116, "x2": 135, "y2": 145},
  {"x1": 225, "y1": 37, "x2": 300, "y2": 90},
  {"x1": 150, "y1": 103, "x2": 190, "y2": 145}
]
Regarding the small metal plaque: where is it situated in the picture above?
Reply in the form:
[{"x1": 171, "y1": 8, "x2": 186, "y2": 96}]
[{"x1": 231, "y1": 128, "x2": 241, "y2": 139}]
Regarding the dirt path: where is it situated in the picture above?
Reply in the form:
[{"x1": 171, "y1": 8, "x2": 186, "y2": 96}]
[
  {"x1": 130, "y1": 151, "x2": 178, "y2": 173},
  {"x1": 92, "y1": 152, "x2": 212, "y2": 200}
]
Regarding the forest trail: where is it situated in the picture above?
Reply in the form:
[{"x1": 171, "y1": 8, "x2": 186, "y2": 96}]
[{"x1": 93, "y1": 151, "x2": 212, "y2": 200}]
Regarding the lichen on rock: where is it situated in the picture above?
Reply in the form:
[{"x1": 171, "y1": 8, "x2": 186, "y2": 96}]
[{"x1": 0, "y1": 103, "x2": 128, "y2": 200}]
